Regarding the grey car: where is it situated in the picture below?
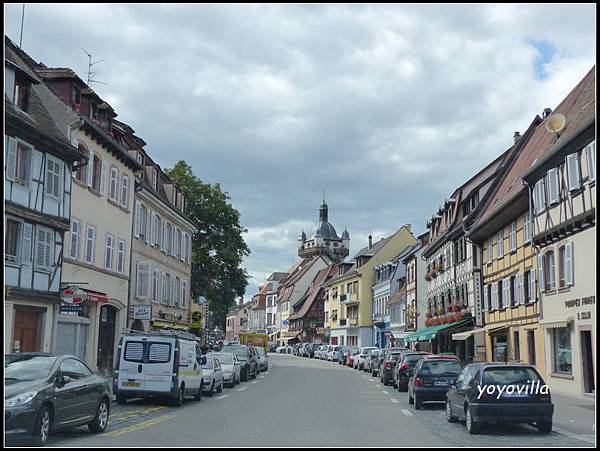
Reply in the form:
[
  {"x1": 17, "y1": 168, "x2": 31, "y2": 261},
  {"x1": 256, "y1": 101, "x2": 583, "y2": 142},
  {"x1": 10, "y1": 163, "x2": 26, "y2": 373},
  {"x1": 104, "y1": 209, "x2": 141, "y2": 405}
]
[
  {"x1": 207, "y1": 352, "x2": 241, "y2": 387},
  {"x1": 256, "y1": 347, "x2": 269, "y2": 372},
  {"x1": 5, "y1": 353, "x2": 111, "y2": 446},
  {"x1": 201, "y1": 356, "x2": 224, "y2": 396}
]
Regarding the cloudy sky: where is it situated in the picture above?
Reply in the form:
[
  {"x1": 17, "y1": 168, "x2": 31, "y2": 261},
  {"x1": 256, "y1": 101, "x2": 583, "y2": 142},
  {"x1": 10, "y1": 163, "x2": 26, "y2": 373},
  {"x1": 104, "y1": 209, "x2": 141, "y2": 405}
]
[{"x1": 6, "y1": 4, "x2": 595, "y2": 299}]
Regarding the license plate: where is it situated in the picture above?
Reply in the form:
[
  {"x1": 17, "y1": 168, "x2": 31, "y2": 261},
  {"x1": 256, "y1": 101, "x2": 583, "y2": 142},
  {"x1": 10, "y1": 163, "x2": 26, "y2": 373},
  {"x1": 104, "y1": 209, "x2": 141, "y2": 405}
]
[
  {"x1": 122, "y1": 381, "x2": 141, "y2": 387},
  {"x1": 434, "y1": 381, "x2": 447, "y2": 386}
]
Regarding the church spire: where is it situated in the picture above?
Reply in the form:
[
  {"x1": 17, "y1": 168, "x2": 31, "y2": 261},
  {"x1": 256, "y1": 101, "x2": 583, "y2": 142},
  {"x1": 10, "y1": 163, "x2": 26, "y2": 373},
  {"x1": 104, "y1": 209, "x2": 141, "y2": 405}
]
[{"x1": 319, "y1": 193, "x2": 328, "y2": 222}]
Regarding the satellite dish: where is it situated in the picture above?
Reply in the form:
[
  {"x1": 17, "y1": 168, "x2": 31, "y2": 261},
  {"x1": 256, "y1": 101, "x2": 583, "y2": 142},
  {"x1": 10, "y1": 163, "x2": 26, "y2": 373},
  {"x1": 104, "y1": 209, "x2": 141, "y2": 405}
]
[{"x1": 545, "y1": 113, "x2": 566, "y2": 134}]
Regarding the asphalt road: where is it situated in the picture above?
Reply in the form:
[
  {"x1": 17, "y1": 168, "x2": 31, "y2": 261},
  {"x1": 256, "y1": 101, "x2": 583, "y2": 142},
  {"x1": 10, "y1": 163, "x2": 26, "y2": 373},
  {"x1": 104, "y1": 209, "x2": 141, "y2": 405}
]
[{"x1": 45, "y1": 354, "x2": 592, "y2": 447}]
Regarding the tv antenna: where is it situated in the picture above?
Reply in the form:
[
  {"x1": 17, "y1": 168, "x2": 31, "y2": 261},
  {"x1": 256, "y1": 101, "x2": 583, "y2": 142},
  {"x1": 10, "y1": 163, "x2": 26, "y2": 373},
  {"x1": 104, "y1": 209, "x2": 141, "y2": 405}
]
[{"x1": 81, "y1": 48, "x2": 107, "y2": 86}]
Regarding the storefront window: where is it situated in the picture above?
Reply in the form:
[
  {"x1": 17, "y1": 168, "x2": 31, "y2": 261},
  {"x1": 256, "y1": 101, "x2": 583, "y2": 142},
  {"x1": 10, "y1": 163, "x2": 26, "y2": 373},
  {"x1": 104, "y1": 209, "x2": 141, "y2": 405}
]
[
  {"x1": 552, "y1": 326, "x2": 572, "y2": 374},
  {"x1": 492, "y1": 335, "x2": 507, "y2": 363}
]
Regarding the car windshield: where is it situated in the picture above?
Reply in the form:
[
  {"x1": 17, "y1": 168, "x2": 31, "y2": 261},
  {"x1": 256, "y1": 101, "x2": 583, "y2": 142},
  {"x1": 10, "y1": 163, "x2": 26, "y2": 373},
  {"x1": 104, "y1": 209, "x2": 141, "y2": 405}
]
[
  {"x1": 419, "y1": 360, "x2": 463, "y2": 376},
  {"x1": 5, "y1": 355, "x2": 58, "y2": 381},
  {"x1": 202, "y1": 358, "x2": 214, "y2": 369},
  {"x1": 482, "y1": 367, "x2": 542, "y2": 385},
  {"x1": 257, "y1": 348, "x2": 265, "y2": 356},
  {"x1": 334, "y1": 347, "x2": 340, "y2": 351},
  {"x1": 227, "y1": 346, "x2": 250, "y2": 358},
  {"x1": 405, "y1": 354, "x2": 427, "y2": 364},
  {"x1": 209, "y1": 353, "x2": 234, "y2": 364}
]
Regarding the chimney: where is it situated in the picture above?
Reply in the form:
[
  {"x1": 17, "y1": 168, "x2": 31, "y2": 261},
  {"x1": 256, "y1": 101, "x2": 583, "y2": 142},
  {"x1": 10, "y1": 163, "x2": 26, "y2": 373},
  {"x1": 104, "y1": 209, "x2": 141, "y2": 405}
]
[
  {"x1": 513, "y1": 131, "x2": 521, "y2": 144},
  {"x1": 368, "y1": 234, "x2": 373, "y2": 249},
  {"x1": 404, "y1": 224, "x2": 412, "y2": 232},
  {"x1": 542, "y1": 108, "x2": 552, "y2": 119}
]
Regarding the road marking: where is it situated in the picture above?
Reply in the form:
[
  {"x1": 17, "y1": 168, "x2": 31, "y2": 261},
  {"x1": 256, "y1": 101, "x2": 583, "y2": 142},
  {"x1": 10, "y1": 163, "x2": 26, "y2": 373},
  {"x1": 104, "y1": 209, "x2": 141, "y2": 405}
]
[
  {"x1": 376, "y1": 384, "x2": 382, "y2": 388},
  {"x1": 215, "y1": 395, "x2": 230, "y2": 400},
  {"x1": 368, "y1": 379, "x2": 375, "y2": 382},
  {"x1": 401, "y1": 409, "x2": 413, "y2": 416},
  {"x1": 236, "y1": 387, "x2": 248, "y2": 391},
  {"x1": 390, "y1": 398, "x2": 399, "y2": 404},
  {"x1": 105, "y1": 414, "x2": 176, "y2": 437},
  {"x1": 251, "y1": 381, "x2": 258, "y2": 384},
  {"x1": 382, "y1": 390, "x2": 390, "y2": 395}
]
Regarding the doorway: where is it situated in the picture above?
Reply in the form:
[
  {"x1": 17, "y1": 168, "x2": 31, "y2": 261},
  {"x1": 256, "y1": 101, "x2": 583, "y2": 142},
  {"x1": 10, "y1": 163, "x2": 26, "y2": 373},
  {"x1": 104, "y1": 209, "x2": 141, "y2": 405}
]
[
  {"x1": 580, "y1": 330, "x2": 595, "y2": 394},
  {"x1": 97, "y1": 305, "x2": 117, "y2": 376},
  {"x1": 13, "y1": 309, "x2": 42, "y2": 352},
  {"x1": 527, "y1": 331, "x2": 536, "y2": 367}
]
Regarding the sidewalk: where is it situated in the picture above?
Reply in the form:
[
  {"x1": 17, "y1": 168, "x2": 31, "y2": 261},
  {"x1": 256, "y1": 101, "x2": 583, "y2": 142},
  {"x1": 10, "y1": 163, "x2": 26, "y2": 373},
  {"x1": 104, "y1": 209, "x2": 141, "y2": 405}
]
[{"x1": 551, "y1": 392, "x2": 596, "y2": 444}]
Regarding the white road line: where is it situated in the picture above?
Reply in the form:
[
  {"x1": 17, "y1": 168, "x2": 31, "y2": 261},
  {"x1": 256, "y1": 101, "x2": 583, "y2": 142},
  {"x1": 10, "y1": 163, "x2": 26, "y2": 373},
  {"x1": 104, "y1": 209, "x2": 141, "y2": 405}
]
[
  {"x1": 382, "y1": 390, "x2": 390, "y2": 395},
  {"x1": 236, "y1": 387, "x2": 248, "y2": 391},
  {"x1": 390, "y1": 398, "x2": 399, "y2": 404},
  {"x1": 401, "y1": 409, "x2": 413, "y2": 416},
  {"x1": 215, "y1": 395, "x2": 230, "y2": 400},
  {"x1": 251, "y1": 381, "x2": 258, "y2": 384},
  {"x1": 376, "y1": 384, "x2": 382, "y2": 388},
  {"x1": 368, "y1": 379, "x2": 375, "y2": 382}
]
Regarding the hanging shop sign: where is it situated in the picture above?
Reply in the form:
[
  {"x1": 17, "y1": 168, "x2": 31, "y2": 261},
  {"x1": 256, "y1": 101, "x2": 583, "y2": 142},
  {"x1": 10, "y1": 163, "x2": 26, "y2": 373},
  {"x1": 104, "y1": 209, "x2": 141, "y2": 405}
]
[{"x1": 133, "y1": 305, "x2": 152, "y2": 320}]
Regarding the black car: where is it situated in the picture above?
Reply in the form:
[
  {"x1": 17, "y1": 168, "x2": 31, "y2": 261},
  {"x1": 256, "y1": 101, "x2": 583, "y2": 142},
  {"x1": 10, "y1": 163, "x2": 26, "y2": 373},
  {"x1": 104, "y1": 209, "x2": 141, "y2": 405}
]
[
  {"x1": 225, "y1": 345, "x2": 258, "y2": 381},
  {"x1": 393, "y1": 352, "x2": 429, "y2": 392},
  {"x1": 379, "y1": 348, "x2": 406, "y2": 385},
  {"x1": 5, "y1": 353, "x2": 111, "y2": 446},
  {"x1": 445, "y1": 363, "x2": 554, "y2": 434},
  {"x1": 408, "y1": 355, "x2": 463, "y2": 410}
]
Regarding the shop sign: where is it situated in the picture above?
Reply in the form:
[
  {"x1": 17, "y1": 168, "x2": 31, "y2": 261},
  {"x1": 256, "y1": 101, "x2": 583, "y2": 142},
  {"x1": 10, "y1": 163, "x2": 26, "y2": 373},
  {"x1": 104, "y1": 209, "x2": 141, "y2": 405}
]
[
  {"x1": 61, "y1": 286, "x2": 87, "y2": 304},
  {"x1": 190, "y1": 311, "x2": 203, "y2": 329},
  {"x1": 564, "y1": 296, "x2": 595, "y2": 309},
  {"x1": 60, "y1": 303, "x2": 84, "y2": 313},
  {"x1": 133, "y1": 305, "x2": 152, "y2": 320},
  {"x1": 475, "y1": 277, "x2": 482, "y2": 327}
]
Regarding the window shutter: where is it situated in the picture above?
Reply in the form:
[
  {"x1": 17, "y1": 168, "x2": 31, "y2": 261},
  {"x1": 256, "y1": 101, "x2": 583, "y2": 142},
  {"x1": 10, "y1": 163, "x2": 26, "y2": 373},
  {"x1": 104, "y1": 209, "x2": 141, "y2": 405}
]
[
  {"x1": 566, "y1": 153, "x2": 581, "y2": 191},
  {"x1": 483, "y1": 286, "x2": 488, "y2": 312},
  {"x1": 87, "y1": 151, "x2": 94, "y2": 187},
  {"x1": 44, "y1": 230, "x2": 52, "y2": 267},
  {"x1": 537, "y1": 254, "x2": 545, "y2": 293},
  {"x1": 548, "y1": 168, "x2": 559, "y2": 203},
  {"x1": 136, "y1": 262, "x2": 150, "y2": 298},
  {"x1": 587, "y1": 141, "x2": 596, "y2": 181},
  {"x1": 182, "y1": 280, "x2": 187, "y2": 308},
  {"x1": 518, "y1": 273, "x2": 524, "y2": 305},
  {"x1": 6, "y1": 137, "x2": 17, "y2": 181},
  {"x1": 150, "y1": 212, "x2": 156, "y2": 245},
  {"x1": 21, "y1": 222, "x2": 33, "y2": 264},
  {"x1": 69, "y1": 220, "x2": 80, "y2": 260},
  {"x1": 145, "y1": 208, "x2": 151, "y2": 244},
  {"x1": 162, "y1": 221, "x2": 167, "y2": 252},
  {"x1": 491, "y1": 283, "x2": 497, "y2": 310},
  {"x1": 528, "y1": 270, "x2": 535, "y2": 301},
  {"x1": 99, "y1": 161, "x2": 107, "y2": 194},
  {"x1": 565, "y1": 242, "x2": 574, "y2": 286},
  {"x1": 35, "y1": 228, "x2": 46, "y2": 267},
  {"x1": 121, "y1": 176, "x2": 129, "y2": 207},
  {"x1": 162, "y1": 273, "x2": 168, "y2": 304}
]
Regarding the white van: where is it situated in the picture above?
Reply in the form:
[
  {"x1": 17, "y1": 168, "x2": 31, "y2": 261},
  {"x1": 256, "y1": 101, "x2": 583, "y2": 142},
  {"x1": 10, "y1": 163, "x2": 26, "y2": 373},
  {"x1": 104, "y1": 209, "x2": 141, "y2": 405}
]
[{"x1": 114, "y1": 331, "x2": 204, "y2": 406}]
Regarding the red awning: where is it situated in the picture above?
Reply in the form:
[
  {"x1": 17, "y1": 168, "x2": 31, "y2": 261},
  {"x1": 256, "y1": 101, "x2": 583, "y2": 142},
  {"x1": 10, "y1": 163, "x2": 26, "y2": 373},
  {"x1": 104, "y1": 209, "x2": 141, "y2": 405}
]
[{"x1": 84, "y1": 289, "x2": 109, "y2": 303}]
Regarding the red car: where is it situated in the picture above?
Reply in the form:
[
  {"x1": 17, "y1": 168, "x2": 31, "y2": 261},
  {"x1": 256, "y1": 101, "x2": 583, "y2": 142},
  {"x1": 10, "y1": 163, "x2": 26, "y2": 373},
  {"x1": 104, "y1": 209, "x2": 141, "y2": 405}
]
[{"x1": 346, "y1": 347, "x2": 359, "y2": 367}]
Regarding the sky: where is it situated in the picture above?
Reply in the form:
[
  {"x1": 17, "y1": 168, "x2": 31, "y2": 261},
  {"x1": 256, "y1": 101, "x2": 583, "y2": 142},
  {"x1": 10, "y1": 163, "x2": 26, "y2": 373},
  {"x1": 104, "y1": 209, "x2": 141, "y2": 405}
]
[{"x1": 5, "y1": 4, "x2": 596, "y2": 300}]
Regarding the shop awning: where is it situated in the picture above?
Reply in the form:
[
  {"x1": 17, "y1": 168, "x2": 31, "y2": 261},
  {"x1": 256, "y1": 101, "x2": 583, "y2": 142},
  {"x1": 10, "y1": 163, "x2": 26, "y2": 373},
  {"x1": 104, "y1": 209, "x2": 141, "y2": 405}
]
[
  {"x1": 152, "y1": 320, "x2": 189, "y2": 330},
  {"x1": 391, "y1": 331, "x2": 409, "y2": 339},
  {"x1": 268, "y1": 331, "x2": 279, "y2": 339},
  {"x1": 85, "y1": 289, "x2": 109, "y2": 303},
  {"x1": 539, "y1": 318, "x2": 573, "y2": 328},
  {"x1": 452, "y1": 323, "x2": 510, "y2": 340},
  {"x1": 404, "y1": 319, "x2": 472, "y2": 343}
]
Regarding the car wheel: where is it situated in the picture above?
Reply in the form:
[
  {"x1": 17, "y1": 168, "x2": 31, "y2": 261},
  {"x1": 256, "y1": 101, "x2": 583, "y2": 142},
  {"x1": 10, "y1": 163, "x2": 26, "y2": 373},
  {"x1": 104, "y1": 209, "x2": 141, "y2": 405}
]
[
  {"x1": 465, "y1": 405, "x2": 480, "y2": 434},
  {"x1": 408, "y1": 393, "x2": 414, "y2": 405},
  {"x1": 33, "y1": 405, "x2": 52, "y2": 446},
  {"x1": 445, "y1": 400, "x2": 457, "y2": 423},
  {"x1": 414, "y1": 393, "x2": 422, "y2": 410},
  {"x1": 241, "y1": 370, "x2": 248, "y2": 382},
  {"x1": 208, "y1": 381, "x2": 214, "y2": 397},
  {"x1": 88, "y1": 398, "x2": 110, "y2": 433},
  {"x1": 173, "y1": 384, "x2": 185, "y2": 406},
  {"x1": 194, "y1": 381, "x2": 203, "y2": 401},
  {"x1": 537, "y1": 420, "x2": 552, "y2": 434},
  {"x1": 217, "y1": 380, "x2": 223, "y2": 393},
  {"x1": 116, "y1": 394, "x2": 127, "y2": 405}
]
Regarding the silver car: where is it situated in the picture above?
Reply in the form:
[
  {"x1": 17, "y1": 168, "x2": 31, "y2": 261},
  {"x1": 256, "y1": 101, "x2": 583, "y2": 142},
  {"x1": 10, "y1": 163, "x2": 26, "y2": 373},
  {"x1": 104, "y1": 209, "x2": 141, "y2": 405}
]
[
  {"x1": 201, "y1": 356, "x2": 224, "y2": 396},
  {"x1": 256, "y1": 347, "x2": 269, "y2": 372},
  {"x1": 207, "y1": 352, "x2": 241, "y2": 387}
]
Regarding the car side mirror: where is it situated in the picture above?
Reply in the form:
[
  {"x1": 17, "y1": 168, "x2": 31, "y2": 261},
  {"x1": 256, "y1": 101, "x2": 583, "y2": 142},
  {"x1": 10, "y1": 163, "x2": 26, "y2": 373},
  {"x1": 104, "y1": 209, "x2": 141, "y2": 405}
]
[{"x1": 55, "y1": 372, "x2": 65, "y2": 388}]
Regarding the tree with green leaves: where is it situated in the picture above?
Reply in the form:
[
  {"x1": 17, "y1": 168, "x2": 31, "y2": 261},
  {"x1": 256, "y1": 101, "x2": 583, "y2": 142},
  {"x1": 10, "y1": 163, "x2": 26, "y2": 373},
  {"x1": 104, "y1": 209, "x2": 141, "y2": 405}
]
[{"x1": 165, "y1": 161, "x2": 250, "y2": 329}]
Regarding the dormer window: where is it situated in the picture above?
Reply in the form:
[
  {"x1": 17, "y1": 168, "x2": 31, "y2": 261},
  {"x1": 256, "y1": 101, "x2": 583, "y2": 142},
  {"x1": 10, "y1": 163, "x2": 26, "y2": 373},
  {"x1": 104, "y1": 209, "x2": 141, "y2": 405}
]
[
  {"x1": 137, "y1": 152, "x2": 144, "y2": 166},
  {"x1": 152, "y1": 168, "x2": 158, "y2": 191},
  {"x1": 72, "y1": 85, "x2": 81, "y2": 106},
  {"x1": 172, "y1": 187, "x2": 177, "y2": 205},
  {"x1": 181, "y1": 194, "x2": 186, "y2": 213},
  {"x1": 14, "y1": 74, "x2": 30, "y2": 112}
]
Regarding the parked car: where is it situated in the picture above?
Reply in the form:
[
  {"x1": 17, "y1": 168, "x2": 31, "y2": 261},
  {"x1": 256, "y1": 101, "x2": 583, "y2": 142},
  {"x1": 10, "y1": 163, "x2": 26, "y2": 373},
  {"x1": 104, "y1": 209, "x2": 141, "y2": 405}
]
[
  {"x1": 320, "y1": 345, "x2": 331, "y2": 360},
  {"x1": 256, "y1": 347, "x2": 269, "y2": 372},
  {"x1": 268, "y1": 343, "x2": 278, "y2": 353},
  {"x1": 303, "y1": 343, "x2": 315, "y2": 358},
  {"x1": 393, "y1": 351, "x2": 429, "y2": 392},
  {"x1": 315, "y1": 345, "x2": 326, "y2": 359},
  {"x1": 379, "y1": 348, "x2": 407, "y2": 385},
  {"x1": 329, "y1": 346, "x2": 342, "y2": 362},
  {"x1": 357, "y1": 347, "x2": 378, "y2": 371},
  {"x1": 445, "y1": 363, "x2": 554, "y2": 434},
  {"x1": 408, "y1": 355, "x2": 463, "y2": 410},
  {"x1": 201, "y1": 356, "x2": 224, "y2": 396},
  {"x1": 114, "y1": 332, "x2": 204, "y2": 406},
  {"x1": 5, "y1": 353, "x2": 111, "y2": 446},
  {"x1": 207, "y1": 352, "x2": 241, "y2": 387},
  {"x1": 225, "y1": 344, "x2": 258, "y2": 381}
]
